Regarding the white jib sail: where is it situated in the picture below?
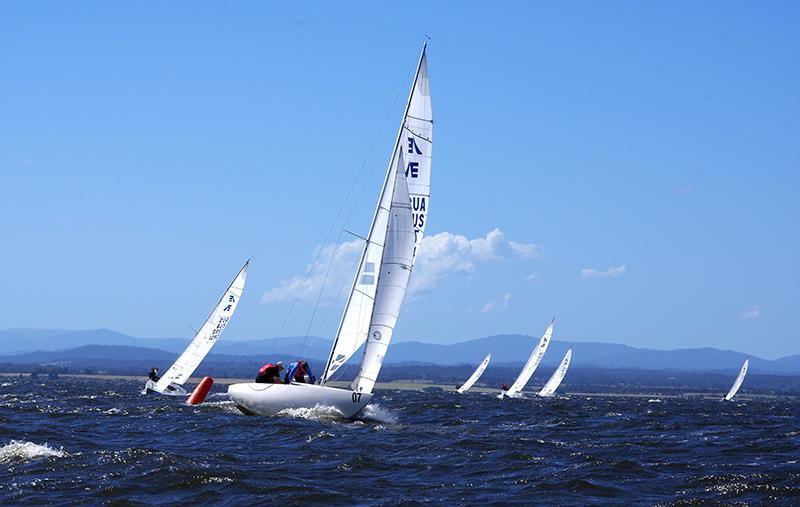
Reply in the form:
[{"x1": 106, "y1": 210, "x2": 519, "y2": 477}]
[
  {"x1": 321, "y1": 44, "x2": 432, "y2": 383},
  {"x1": 154, "y1": 260, "x2": 248, "y2": 391},
  {"x1": 724, "y1": 357, "x2": 749, "y2": 401},
  {"x1": 350, "y1": 149, "x2": 415, "y2": 394},
  {"x1": 506, "y1": 319, "x2": 555, "y2": 397},
  {"x1": 456, "y1": 353, "x2": 492, "y2": 393},
  {"x1": 538, "y1": 348, "x2": 572, "y2": 397}
]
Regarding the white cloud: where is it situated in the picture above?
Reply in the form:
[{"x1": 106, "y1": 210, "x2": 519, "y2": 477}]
[
  {"x1": 262, "y1": 228, "x2": 542, "y2": 303},
  {"x1": 509, "y1": 241, "x2": 544, "y2": 259},
  {"x1": 411, "y1": 229, "x2": 542, "y2": 292},
  {"x1": 740, "y1": 306, "x2": 760, "y2": 320},
  {"x1": 261, "y1": 240, "x2": 362, "y2": 304},
  {"x1": 480, "y1": 292, "x2": 512, "y2": 314},
  {"x1": 580, "y1": 265, "x2": 627, "y2": 280},
  {"x1": 525, "y1": 273, "x2": 542, "y2": 282},
  {"x1": 674, "y1": 184, "x2": 694, "y2": 193}
]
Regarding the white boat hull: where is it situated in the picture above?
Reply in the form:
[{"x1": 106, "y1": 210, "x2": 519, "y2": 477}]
[
  {"x1": 143, "y1": 380, "x2": 188, "y2": 397},
  {"x1": 497, "y1": 391, "x2": 525, "y2": 400},
  {"x1": 227, "y1": 382, "x2": 373, "y2": 419}
]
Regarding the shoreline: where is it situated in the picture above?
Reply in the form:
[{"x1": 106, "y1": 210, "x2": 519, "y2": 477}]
[{"x1": 3, "y1": 372, "x2": 796, "y2": 400}]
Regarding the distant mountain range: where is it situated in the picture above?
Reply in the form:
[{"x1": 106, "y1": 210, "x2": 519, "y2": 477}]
[{"x1": 1, "y1": 328, "x2": 798, "y2": 374}]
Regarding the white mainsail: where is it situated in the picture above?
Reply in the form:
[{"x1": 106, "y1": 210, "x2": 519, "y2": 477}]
[
  {"x1": 227, "y1": 44, "x2": 431, "y2": 418},
  {"x1": 154, "y1": 260, "x2": 248, "y2": 392},
  {"x1": 321, "y1": 44, "x2": 432, "y2": 384},
  {"x1": 504, "y1": 319, "x2": 555, "y2": 397},
  {"x1": 537, "y1": 348, "x2": 572, "y2": 397},
  {"x1": 456, "y1": 353, "x2": 492, "y2": 393},
  {"x1": 724, "y1": 357, "x2": 749, "y2": 401},
  {"x1": 350, "y1": 150, "x2": 415, "y2": 393}
]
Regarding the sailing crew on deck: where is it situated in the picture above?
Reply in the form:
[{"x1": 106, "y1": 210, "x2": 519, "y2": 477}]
[
  {"x1": 255, "y1": 362, "x2": 284, "y2": 384},
  {"x1": 148, "y1": 367, "x2": 160, "y2": 382},
  {"x1": 284, "y1": 360, "x2": 315, "y2": 384}
]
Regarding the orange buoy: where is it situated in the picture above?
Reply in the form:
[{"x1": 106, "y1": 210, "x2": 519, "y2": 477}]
[{"x1": 186, "y1": 377, "x2": 214, "y2": 405}]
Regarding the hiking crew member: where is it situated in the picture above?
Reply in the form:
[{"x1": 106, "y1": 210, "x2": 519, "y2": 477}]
[
  {"x1": 148, "y1": 367, "x2": 160, "y2": 382},
  {"x1": 284, "y1": 360, "x2": 315, "y2": 384},
  {"x1": 255, "y1": 362, "x2": 284, "y2": 384}
]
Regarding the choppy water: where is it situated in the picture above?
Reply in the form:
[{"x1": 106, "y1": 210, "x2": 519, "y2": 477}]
[{"x1": 1, "y1": 376, "x2": 799, "y2": 505}]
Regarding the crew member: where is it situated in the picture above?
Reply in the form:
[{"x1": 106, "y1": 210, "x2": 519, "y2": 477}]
[
  {"x1": 148, "y1": 367, "x2": 160, "y2": 382},
  {"x1": 255, "y1": 362, "x2": 284, "y2": 384},
  {"x1": 284, "y1": 360, "x2": 316, "y2": 384},
  {"x1": 500, "y1": 383, "x2": 510, "y2": 391}
]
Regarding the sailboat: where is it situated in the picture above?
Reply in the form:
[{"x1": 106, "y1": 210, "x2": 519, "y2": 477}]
[
  {"x1": 724, "y1": 357, "x2": 749, "y2": 401},
  {"x1": 498, "y1": 319, "x2": 554, "y2": 399},
  {"x1": 228, "y1": 44, "x2": 433, "y2": 418},
  {"x1": 537, "y1": 347, "x2": 572, "y2": 397},
  {"x1": 144, "y1": 260, "x2": 249, "y2": 396},
  {"x1": 455, "y1": 353, "x2": 492, "y2": 394}
]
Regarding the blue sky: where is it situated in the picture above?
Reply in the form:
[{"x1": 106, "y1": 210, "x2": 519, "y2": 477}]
[{"x1": 1, "y1": 2, "x2": 798, "y2": 358}]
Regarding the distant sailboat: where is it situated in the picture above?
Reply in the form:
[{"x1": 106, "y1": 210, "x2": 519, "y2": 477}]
[
  {"x1": 537, "y1": 348, "x2": 572, "y2": 397},
  {"x1": 724, "y1": 357, "x2": 749, "y2": 401},
  {"x1": 499, "y1": 319, "x2": 554, "y2": 399},
  {"x1": 456, "y1": 353, "x2": 492, "y2": 393},
  {"x1": 144, "y1": 260, "x2": 249, "y2": 396},
  {"x1": 228, "y1": 43, "x2": 432, "y2": 418}
]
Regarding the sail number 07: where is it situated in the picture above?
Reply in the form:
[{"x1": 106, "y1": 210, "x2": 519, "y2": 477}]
[{"x1": 352, "y1": 392, "x2": 362, "y2": 403}]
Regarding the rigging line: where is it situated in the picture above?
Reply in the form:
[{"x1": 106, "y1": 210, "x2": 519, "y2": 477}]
[
  {"x1": 314, "y1": 280, "x2": 350, "y2": 337},
  {"x1": 277, "y1": 59, "x2": 414, "y2": 362},
  {"x1": 300, "y1": 229, "x2": 346, "y2": 357},
  {"x1": 341, "y1": 61, "x2": 418, "y2": 230}
]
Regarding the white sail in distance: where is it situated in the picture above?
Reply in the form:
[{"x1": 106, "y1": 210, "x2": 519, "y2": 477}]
[
  {"x1": 506, "y1": 319, "x2": 555, "y2": 397},
  {"x1": 538, "y1": 348, "x2": 572, "y2": 397},
  {"x1": 456, "y1": 353, "x2": 492, "y2": 393},
  {"x1": 154, "y1": 260, "x2": 248, "y2": 391},
  {"x1": 321, "y1": 44, "x2": 432, "y2": 383},
  {"x1": 724, "y1": 357, "x2": 749, "y2": 401}
]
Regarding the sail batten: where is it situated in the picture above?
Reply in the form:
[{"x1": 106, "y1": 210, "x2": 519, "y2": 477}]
[{"x1": 154, "y1": 260, "x2": 248, "y2": 391}]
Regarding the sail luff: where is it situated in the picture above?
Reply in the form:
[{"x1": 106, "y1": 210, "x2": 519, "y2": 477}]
[
  {"x1": 456, "y1": 353, "x2": 492, "y2": 393},
  {"x1": 154, "y1": 260, "x2": 248, "y2": 391},
  {"x1": 321, "y1": 43, "x2": 430, "y2": 383},
  {"x1": 724, "y1": 357, "x2": 749, "y2": 401},
  {"x1": 507, "y1": 319, "x2": 555, "y2": 396}
]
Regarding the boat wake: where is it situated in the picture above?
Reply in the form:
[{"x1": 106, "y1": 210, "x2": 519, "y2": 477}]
[
  {"x1": 277, "y1": 404, "x2": 347, "y2": 422},
  {"x1": 357, "y1": 403, "x2": 399, "y2": 424},
  {"x1": 0, "y1": 440, "x2": 66, "y2": 464}
]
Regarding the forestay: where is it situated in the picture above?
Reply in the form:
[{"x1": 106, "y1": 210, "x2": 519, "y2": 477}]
[
  {"x1": 538, "y1": 348, "x2": 572, "y2": 397},
  {"x1": 506, "y1": 319, "x2": 555, "y2": 397},
  {"x1": 155, "y1": 261, "x2": 248, "y2": 391},
  {"x1": 321, "y1": 44, "x2": 433, "y2": 384},
  {"x1": 724, "y1": 358, "x2": 749, "y2": 401},
  {"x1": 456, "y1": 353, "x2": 492, "y2": 393}
]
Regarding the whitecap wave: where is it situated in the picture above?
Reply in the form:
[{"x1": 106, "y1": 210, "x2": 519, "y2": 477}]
[
  {"x1": 358, "y1": 403, "x2": 399, "y2": 424},
  {"x1": 277, "y1": 404, "x2": 345, "y2": 421},
  {"x1": 0, "y1": 440, "x2": 66, "y2": 464}
]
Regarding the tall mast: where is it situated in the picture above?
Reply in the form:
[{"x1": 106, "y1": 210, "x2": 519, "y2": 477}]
[{"x1": 321, "y1": 43, "x2": 428, "y2": 383}]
